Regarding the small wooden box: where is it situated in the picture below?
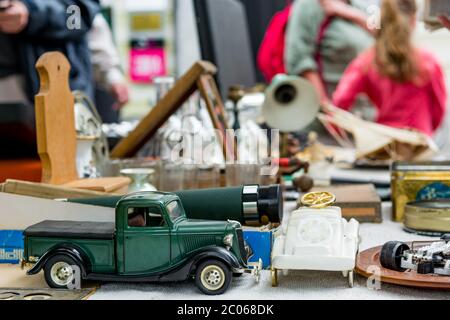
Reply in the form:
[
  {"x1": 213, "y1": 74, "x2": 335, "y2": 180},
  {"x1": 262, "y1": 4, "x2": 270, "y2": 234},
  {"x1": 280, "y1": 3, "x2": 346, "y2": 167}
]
[
  {"x1": 298, "y1": 184, "x2": 382, "y2": 223},
  {"x1": 391, "y1": 161, "x2": 450, "y2": 222}
]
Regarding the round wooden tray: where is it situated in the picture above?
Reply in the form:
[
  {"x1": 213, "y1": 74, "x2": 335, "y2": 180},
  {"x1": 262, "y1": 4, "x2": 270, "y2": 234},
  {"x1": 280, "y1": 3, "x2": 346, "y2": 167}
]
[{"x1": 356, "y1": 246, "x2": 450, "y2": 290}]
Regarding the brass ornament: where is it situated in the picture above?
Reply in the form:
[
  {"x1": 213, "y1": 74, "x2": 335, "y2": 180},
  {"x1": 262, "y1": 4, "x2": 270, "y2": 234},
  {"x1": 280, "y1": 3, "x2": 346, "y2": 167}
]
[{"x1": 301, "y1": 191, "x2": 336, "y2": 209}]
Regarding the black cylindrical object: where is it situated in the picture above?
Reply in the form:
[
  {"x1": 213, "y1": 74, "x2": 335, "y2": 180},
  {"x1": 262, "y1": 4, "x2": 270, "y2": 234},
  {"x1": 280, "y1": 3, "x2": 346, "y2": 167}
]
[
  {"x1": 67, "y1": 184, "x2": 283, "y2": 225},
  {"x1": 175, "y1": 184, "x2": 283, "y2": 225}
]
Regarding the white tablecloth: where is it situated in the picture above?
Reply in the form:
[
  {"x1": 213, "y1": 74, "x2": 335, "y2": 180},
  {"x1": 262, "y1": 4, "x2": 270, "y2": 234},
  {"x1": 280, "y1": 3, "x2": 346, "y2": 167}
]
[{"x1": 90, "y1": 203, "x2": 449, "y2": 300}]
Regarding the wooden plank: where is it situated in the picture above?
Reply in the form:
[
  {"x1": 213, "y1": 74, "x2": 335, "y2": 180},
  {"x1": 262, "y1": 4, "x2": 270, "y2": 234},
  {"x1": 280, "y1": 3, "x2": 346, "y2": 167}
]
[
  {"x1": 35, "y1": 52, "x2": 78, "y2": 184},
  {"x1": 111, "y1": 61, "x2": 218, "y2": 158},
  {"x1": 2, "y1": 179, "x2": 112, "y2": 199},
  {"x1": 63, "y1": 177, "x2": 131, "y2": 193}
]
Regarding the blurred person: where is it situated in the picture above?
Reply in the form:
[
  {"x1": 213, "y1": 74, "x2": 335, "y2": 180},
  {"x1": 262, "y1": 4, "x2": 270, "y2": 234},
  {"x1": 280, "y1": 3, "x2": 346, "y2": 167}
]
[
  {"x1": 88, "y1": 14, "x2": 129, "y2": 123},
  {"x1": 0, "y1": 0, "x2": 100, "y2": 103},
  {"x1": 440, "y1": 16, "x2": 450, "y2": 29},
  {"x1": 0, "y1": 0, "x2": 100, "y2": 156},
  {"x1": 333, "y1": 0, "x2": 447, "y2": 137},
  {"x1": 286, "y1": 0, "x2": 374, "y2": 105}
]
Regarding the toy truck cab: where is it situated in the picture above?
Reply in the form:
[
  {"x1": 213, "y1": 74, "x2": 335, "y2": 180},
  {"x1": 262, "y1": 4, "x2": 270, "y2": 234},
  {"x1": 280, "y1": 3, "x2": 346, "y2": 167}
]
[{"x1": 23, "y1": 192, "x2": 251, "y2": 295}]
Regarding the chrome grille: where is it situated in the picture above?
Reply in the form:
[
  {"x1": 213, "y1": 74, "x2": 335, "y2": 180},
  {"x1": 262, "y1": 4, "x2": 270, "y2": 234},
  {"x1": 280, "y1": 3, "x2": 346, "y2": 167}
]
[{"x1": 236, "y1": 229, "x2": 247, "y2": 260}]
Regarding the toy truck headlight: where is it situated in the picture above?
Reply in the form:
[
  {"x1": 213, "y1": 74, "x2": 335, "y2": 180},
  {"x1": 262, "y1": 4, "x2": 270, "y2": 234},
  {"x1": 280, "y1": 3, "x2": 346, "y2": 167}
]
[{"x1": 223, "y1": 234, "x2": 234, "y2": 248}]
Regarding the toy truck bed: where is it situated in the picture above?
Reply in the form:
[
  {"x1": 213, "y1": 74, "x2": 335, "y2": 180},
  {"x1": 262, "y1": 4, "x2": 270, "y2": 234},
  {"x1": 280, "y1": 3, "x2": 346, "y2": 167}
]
[
  {"x1": 24, "y1": 220, "x2": 115, "y2": 240},
  {"x1": 24, "y1": 220, "x2": 116, "y2": 274}
]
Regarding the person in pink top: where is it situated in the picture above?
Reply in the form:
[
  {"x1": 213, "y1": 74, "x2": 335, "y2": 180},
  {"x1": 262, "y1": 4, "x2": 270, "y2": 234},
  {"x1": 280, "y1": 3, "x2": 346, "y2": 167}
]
[{"x1": 333, "y1": 0, "x2": 447, "y2": 137}]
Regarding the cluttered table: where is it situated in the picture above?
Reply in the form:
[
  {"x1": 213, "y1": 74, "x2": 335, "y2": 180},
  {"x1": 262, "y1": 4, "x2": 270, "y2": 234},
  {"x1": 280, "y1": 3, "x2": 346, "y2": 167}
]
[
  {"x1": 1, "y1": 52, "x2": 450, "y2": 301},
  {"x1": 89, "y1": 202, "x2": 449, "y2": 300}
]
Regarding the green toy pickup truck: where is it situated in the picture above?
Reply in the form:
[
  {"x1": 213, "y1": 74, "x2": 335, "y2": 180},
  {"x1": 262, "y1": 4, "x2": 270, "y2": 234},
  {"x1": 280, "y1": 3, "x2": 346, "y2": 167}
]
[{"x1": 22, "y1": 191, "x2": 256, "y2": 295}]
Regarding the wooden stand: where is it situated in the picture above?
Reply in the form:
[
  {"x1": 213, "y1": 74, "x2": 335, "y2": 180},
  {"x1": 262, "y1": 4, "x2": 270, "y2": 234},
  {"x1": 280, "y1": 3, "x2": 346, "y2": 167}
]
[
  {"x1": 34, "y1": 52, "x2": 129, "y2": 193},
  {"x1": 35, "y1": 52, "x2": 78, "y2": 184}
]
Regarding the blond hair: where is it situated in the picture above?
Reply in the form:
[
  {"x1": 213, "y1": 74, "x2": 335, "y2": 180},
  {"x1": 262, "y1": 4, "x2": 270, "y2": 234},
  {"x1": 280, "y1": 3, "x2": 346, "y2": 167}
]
[{"x1": 375, "y1": 0, "x2": 418, "y2": 82}]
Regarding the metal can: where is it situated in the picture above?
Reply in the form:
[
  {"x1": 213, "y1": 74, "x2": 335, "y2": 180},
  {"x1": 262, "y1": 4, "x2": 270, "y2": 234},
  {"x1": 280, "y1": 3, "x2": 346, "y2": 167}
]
[
  {"x1": 391, "y1": 161, "x2": 450, "y2": 221},
  {"x1": 404, "y1": 199, "x2": 450, "y2": 234}
]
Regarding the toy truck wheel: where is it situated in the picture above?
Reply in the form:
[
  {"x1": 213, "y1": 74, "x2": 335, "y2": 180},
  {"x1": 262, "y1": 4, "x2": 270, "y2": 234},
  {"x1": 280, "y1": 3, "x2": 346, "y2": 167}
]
[
  {"x1": 195, "y1": 260, "x2": 232, "y2": 295},
  {"x1": 380, "y1": 241, "x2": 410, "y2": 272},
  {"x1": 44, "y1": 255, "x2": 80, "y2": 289}
]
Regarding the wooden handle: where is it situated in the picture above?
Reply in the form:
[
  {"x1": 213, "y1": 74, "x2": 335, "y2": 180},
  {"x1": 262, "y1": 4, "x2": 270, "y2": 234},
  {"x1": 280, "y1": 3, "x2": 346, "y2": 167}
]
[{"x1": 35, "y1": 52, "x2": 78, "y2": 184}]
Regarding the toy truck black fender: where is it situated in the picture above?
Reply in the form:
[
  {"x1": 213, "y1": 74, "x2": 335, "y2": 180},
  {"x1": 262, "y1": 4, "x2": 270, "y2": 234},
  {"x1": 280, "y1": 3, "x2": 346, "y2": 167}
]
[
  {"x1": 27, "y1": 244, "x2": 242, "y2": 283},
  {"x1": 26, "y1": 244, "x2": 89, "y2": 277},
  {"x1": 187, "y1": 246, "x2": 243, "y2": 274}
]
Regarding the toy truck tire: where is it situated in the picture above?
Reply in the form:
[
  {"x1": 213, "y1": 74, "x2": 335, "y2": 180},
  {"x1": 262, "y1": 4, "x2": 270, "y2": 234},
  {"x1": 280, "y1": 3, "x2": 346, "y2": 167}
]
[
  {"x1": 195, "y1": 259, "x2": 232, "y2": 295},
  {"x1": 44, "y1": 255, "x2": 81, "y2": 289},
  {"x1": 380, "y1": 241, "x2": 410, "y2": 272}
]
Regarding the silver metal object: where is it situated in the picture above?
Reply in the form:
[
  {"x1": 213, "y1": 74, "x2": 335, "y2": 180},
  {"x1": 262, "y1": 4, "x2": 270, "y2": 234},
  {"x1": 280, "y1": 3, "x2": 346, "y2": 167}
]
[
  {"x1": 243, "y1": 202, "x2": 258, "y2": 215},
  {"x1": 242, "y1": 185, "x2": 259, "y2": 222},
  {"x1": 73, "y1": 91, "x2": 109, "y2": 178},
  {"x1": 243, "y1": 185, "x2": 259, "y2": 195},
  {"x1": 50, "y1": 262, "x2": 74, "y2": 286},
  {"x1": 248, "y1": 258, "x2": 263, "y2": 284},
  {"x1": 200, "y1": 265, "x2": 226, "y2": 291},
  {"x1": 400, "y1": 240, "x2": 450, "y2": 276}
]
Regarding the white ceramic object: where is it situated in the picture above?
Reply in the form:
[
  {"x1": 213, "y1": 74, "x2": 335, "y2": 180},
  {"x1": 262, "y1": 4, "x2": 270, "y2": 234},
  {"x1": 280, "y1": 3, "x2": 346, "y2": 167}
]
[
  {"x1": 120, "y1": 168, "x2": 157, "y2": 193},
  {"x1": 271, "y1": 206, "x2": 359, "y2": 287}
]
